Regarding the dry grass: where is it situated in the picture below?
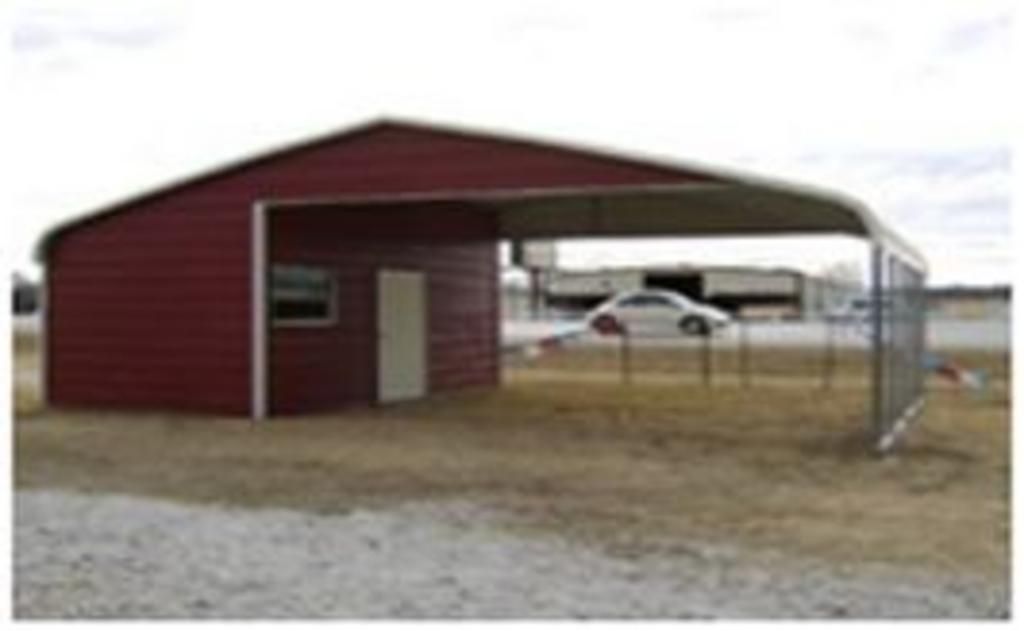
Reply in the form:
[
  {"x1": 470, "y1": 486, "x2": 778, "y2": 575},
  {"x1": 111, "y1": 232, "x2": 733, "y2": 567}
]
[
  {"x1": 521, "y1": 344, "x2": 1010, "y2": 385},
  {"x1": 13, "y1": 329, "x2": 38, "y2": 355},
  {"x1": 13, "y1": 340, "x2": 1010, "y2": 584},
  {"x1": 12, "y1": 332, "x2": 41, "y2": 417}
]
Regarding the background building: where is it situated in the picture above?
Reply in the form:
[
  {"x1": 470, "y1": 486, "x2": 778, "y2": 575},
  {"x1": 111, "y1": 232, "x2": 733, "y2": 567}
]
[
  {"x1": 12, "y1": 272, "x2": 39, "y2": 315},
  {"x1": 537, "y1": 264, "x2": 860, "y2": 320},
  {"x1": 926, "y1": 285, "x2": 1010, "y2": 320}
]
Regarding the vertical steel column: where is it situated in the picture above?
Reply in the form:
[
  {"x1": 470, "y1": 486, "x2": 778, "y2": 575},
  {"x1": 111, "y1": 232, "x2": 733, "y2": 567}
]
[
  {"x1": 919, "y1": 269, "x2": 927, "y2": 396},
  {"x1": 869, "y1": 243, "x2": 886, "y2": 447},
  {"x1": 251, "y1": 202, "x2": 269, "y2": 421}
]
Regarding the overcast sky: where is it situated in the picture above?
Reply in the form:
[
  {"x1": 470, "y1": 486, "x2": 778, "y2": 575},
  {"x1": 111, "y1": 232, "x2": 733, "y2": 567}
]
[{"x1": 7, "y1": 0, "x2": 1013, "y2": 285}]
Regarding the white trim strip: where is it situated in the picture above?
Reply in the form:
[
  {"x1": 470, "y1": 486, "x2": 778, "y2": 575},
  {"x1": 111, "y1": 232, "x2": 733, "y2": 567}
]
[
  {"x1": 263, "y1": 182, "x2": 729, "y2": 208},
  {"x1": 38, "y1": 264, "x2": 49, "y2": 407},
  {"x1": 251, "y1": 202, "x2": 268, "y2": 420}
]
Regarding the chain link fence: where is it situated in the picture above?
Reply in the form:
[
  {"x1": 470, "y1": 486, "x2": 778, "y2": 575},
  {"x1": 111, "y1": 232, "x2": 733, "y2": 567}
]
[
  {"x1": 508, "y1": 318, "x2": 874, "y2": 389},
  {"x1": 505, "y1": 253, "x2": 930, "y2": 453},
  {"x1": 871, "y1": 246, "x2": 928, "y2": 452}
]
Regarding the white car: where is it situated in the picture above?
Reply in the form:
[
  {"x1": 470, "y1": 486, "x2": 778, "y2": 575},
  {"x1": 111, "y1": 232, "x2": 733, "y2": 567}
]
[
  {"x1": 827, "y1": 296, "x2": 870, "y2": 321},
  {"x1": 587, "y1": 289, "x2": 732, "y2": 336},
  {"x1": 826, "y1": 296, "x2": 891, "y2": 322}
]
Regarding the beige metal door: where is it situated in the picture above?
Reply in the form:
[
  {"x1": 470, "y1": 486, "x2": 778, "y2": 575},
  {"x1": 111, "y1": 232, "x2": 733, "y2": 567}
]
[{"x1": 377, "y1": 270, "x2": 427, "y2": 403}]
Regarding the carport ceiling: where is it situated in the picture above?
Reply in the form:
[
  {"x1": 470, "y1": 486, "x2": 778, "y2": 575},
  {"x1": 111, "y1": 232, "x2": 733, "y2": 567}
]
[{"x1": 270, "y1": 179, "x2": 925, "y2": 270}]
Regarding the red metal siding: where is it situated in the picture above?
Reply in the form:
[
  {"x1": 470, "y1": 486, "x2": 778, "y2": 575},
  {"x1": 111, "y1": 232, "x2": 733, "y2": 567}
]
[
  {"x1": 202, "y1": 124, "x2": 710, "y2": 197},
  {"x1": 48, "y1": 197, "x2": 252, "y2": 414},
  {"x1": 268, "y1": 205, "x2": 498, "y2": 414},
  {"x1": 47, "y1": 122, "x2": 704, "y2": 416}
]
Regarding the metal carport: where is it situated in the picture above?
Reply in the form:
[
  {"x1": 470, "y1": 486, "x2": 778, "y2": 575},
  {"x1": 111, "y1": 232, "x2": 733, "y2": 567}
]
[{"x1": 255, "y1": 139, "x2": 927, "y2": 451}]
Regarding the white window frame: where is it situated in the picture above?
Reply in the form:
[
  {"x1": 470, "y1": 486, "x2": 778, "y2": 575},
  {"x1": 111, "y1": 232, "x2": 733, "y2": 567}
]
[{"x1": 269, "y1": 263, "x2": 339, "y2": 328}]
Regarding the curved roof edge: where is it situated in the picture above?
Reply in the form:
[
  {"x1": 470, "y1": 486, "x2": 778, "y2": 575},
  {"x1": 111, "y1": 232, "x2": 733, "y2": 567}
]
[{"x1": 33, "y1": 115, "x2": 926, "y2": 271}]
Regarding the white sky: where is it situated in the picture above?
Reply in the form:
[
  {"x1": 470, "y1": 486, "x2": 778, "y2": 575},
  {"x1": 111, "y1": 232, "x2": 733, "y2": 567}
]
[{"x1": 5, "y1": 0, "x2": 1014, "y2": 285}]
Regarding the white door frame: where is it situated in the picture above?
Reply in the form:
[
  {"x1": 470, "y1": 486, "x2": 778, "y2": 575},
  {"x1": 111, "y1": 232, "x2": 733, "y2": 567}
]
[{"x1": 376, "y1": 268, "x2": 428, "y2": 403}]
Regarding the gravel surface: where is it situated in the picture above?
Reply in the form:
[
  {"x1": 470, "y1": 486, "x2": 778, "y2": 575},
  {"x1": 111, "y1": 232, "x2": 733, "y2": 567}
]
[{"x1": 14, "y1": 490, "x2": 1007, "y2": 619}]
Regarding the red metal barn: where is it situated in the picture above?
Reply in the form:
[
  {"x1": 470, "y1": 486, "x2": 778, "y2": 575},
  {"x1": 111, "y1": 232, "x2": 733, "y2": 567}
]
[{"x1": 37, "y1": 118, "x2": 926, "y2": 448}]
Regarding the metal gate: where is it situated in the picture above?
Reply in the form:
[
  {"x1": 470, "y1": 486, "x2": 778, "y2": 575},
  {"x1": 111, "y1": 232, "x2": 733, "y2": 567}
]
[{"x1": 870, "y1": 244, "x2": 928, "y2": 452}]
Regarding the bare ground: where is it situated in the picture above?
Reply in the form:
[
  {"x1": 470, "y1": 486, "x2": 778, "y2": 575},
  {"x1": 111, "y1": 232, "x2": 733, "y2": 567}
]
[
  {"x1": 14, "y1": 489, "x2": 1005, "y2": 619},
  {"x1": 12, "y1": 336, "x2": 1012, "y2": 617}
]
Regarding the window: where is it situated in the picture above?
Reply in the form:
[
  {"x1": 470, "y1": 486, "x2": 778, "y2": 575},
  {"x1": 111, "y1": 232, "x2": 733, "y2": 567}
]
[
  {"x1": 620, "y1": 293, "x2": 673, "y2": 308},
  {"x1": 271, "y1": 264, "x2": 336, "y2": 326}
]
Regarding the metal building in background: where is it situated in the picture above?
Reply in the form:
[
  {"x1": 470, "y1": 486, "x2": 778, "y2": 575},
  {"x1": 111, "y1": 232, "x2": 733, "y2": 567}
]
[{"x1": 541, "y1": 263, "x2": 860, "y2": 320}]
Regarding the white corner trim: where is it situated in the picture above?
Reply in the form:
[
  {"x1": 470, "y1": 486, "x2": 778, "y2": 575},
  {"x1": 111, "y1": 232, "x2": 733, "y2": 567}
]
[
  {"x1": 38, "y1": 264, "x2": 49, "y2": 407},
  {"x1": 251, "y1": 201, "x2": 269, "y2": 420}
]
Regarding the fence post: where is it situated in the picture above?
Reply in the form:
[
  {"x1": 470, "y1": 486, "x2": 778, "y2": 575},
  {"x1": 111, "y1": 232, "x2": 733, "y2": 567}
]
[
  {"x1": 620, "y1": 328, "x2": 632, "y2": 386},
  {"x1": 739, "y1": 318, "x2": 751, "y2": 387},
  {"x1": 701, "y1": 329, "x2": 711, "y2": 387},
  {"x1": 822, "y1": 316, "x2": 835, "y2": 390},
  {"x1": 870, "y1": 244, "x2": 886, "y2": 449}
]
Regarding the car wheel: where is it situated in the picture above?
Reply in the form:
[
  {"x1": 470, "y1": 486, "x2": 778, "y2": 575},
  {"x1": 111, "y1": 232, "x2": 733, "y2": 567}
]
[
  {"x1": 591, "y1": 313, "x2": 626, "y2": 336},
  {"x1": 679, "y1": 316, "x2": 710, "y2": 337}
]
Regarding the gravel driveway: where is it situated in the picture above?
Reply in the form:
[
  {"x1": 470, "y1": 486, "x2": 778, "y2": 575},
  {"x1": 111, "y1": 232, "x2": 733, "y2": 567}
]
[{"x1": 14, "y1": 490, "x2": 1007, "y2": 619}]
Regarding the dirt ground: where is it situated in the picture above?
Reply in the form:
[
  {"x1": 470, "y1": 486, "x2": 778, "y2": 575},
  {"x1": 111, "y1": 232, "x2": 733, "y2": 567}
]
[{"x1": 13, "y1": 334, "x2": 1010, "y2": 595}]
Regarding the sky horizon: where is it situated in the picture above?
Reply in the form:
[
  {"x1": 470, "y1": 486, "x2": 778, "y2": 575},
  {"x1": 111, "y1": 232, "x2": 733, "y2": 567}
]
[{"x1": 8, "y1": 0, "x2": 1013, "y2": 286}]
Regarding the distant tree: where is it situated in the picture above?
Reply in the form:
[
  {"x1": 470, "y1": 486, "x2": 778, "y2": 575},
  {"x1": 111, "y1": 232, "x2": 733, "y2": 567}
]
[{"x1": 12, "y1": 272, "x2": 39, "y2": 314}]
